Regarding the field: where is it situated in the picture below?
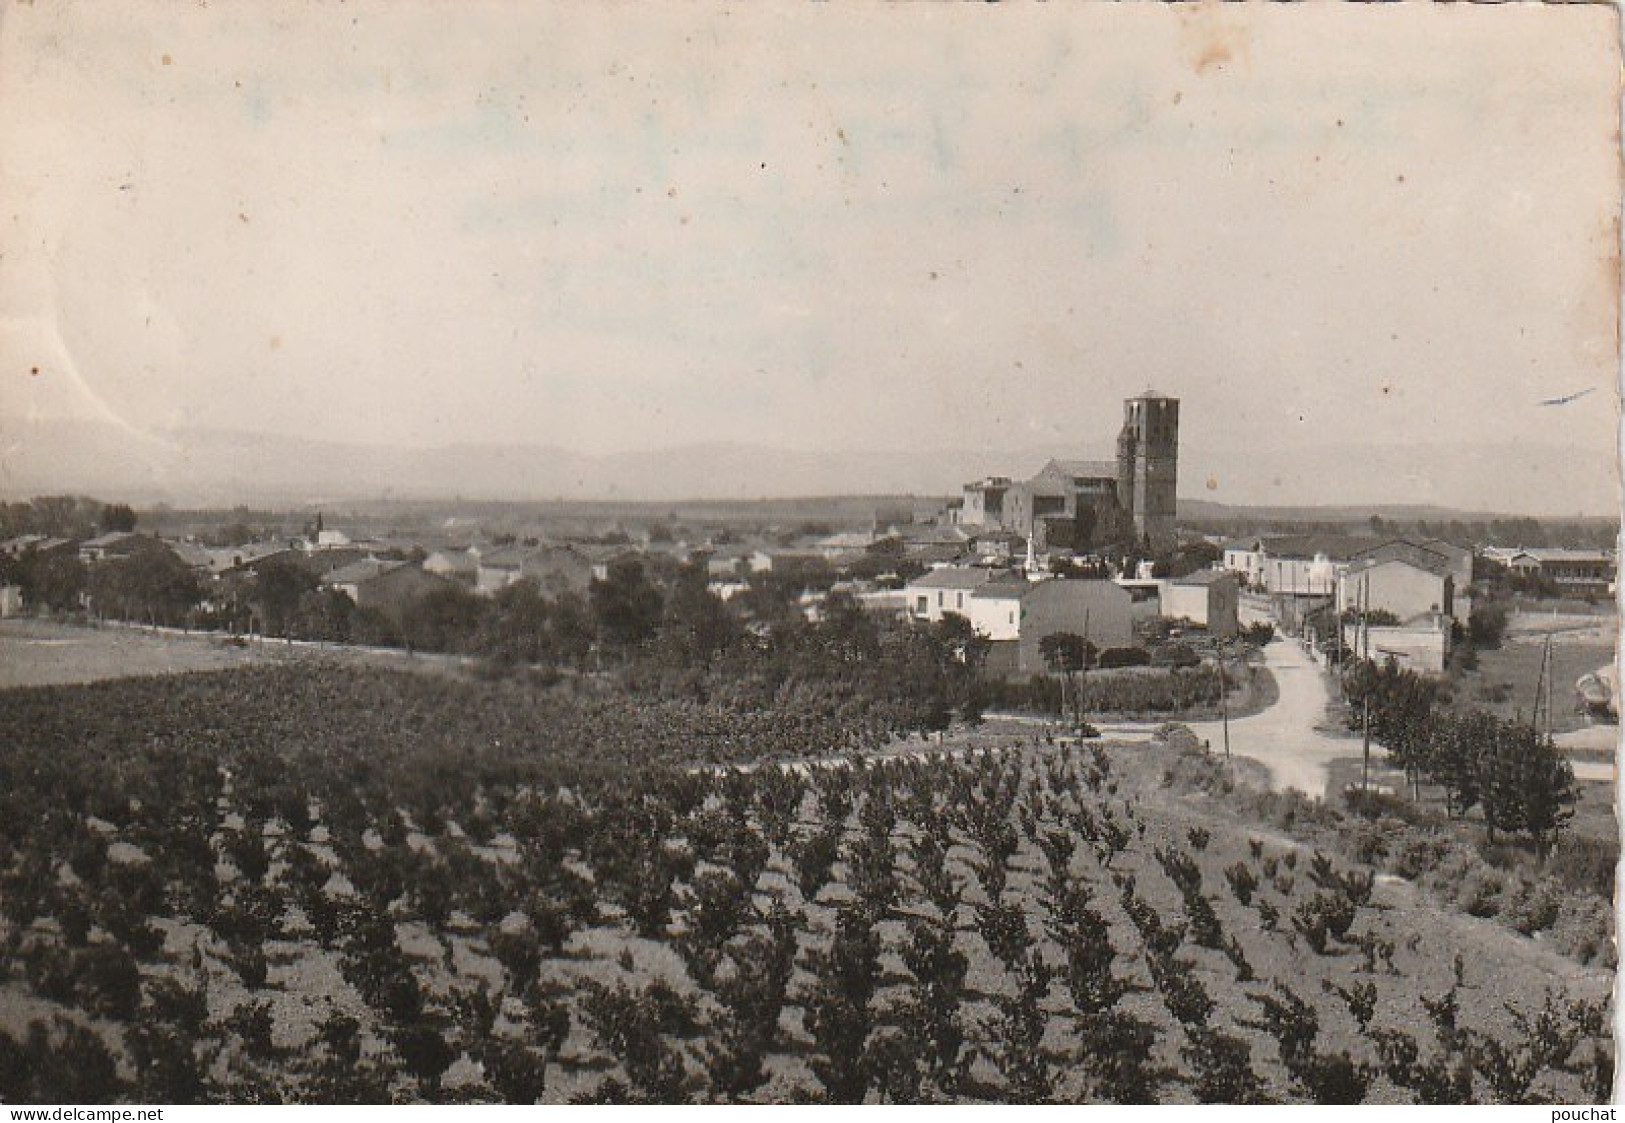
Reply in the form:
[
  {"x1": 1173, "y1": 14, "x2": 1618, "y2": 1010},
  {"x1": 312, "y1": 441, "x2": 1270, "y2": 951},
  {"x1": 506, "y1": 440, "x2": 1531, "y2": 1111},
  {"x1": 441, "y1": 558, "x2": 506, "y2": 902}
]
[
  {"x1": 0, "y1": 618, "x2": 486, "y2": 692},
  {"x1": 1458, "y1": 620, "x2": 1616, "y2": 737},
  {"x1": 0, "y1": 664, "x2": 1611, "y2": 1104},
  {"x1": 0, "y1": 619, "x2": 286, "y2": 689}
]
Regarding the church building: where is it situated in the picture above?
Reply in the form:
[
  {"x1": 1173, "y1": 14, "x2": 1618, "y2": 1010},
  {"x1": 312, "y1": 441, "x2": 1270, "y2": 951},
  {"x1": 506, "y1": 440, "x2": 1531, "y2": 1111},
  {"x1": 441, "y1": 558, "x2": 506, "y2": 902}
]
[{"x1": 952, "y1": 391, "x2": 1180, "y2": 552}]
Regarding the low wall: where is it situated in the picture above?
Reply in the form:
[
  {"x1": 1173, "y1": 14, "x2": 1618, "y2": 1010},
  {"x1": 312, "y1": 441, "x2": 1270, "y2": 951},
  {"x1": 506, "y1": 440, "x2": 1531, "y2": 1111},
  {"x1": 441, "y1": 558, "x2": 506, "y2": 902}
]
[{"x1": 1342, "y1": 622, "x2": 1448, "y2": 674}]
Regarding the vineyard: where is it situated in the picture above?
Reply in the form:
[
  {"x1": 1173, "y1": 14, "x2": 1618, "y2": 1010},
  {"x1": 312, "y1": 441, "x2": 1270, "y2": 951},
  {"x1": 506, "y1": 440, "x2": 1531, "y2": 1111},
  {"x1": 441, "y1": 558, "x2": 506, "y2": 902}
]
[{"x1": 0, "y1": 664, "x2": 1612, "y2": 1104}]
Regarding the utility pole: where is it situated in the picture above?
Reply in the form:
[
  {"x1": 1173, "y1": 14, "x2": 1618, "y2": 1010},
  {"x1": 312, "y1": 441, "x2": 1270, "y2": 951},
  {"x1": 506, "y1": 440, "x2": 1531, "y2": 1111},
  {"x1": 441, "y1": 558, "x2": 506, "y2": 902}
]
[
  {"x1": 1218, "y1": 635, "x2": 1231, "y2": 760},
  {"x1": 1545, "y1": 634, "x2": 1555, "y2": 745},
  {"x1": 1058, "y1": 663, "x2": 1067, "y2": 736},
  {"x1": 1078, "y1": 608, "x2": 1091, "y2": 733},
  {"x1": 1533, "y1": 632, "x2": 1554, "y2": 743},
  {"x1": 1361, "y1": 573, "x2": 1371, "y2": 795}
]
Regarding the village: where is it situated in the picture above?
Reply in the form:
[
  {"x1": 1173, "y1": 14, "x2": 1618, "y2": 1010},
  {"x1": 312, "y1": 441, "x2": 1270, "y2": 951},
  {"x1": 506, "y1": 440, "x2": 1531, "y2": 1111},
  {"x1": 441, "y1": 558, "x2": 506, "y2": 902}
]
[{"x1": 1, "y1": 392, "x2": 1614, "y2": 702}]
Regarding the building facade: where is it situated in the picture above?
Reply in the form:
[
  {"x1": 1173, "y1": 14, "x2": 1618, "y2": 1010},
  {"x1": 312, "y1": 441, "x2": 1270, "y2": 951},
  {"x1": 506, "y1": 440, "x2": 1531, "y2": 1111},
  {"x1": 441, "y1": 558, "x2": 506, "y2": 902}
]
[
  {"x1": 1338, "y1": 557, "x2": 1454, "y2": 625},
  {"x1": 1162, "y1": 569, "x2": 1240, "y2": 638},
  {"x1": 952, "y1": 391, "x2": 1180, "y2": 551}
]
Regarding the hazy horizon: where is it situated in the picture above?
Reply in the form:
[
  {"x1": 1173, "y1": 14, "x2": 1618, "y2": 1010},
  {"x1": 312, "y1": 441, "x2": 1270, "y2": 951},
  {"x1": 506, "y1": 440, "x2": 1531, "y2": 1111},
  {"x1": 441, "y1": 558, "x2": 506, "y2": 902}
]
[
  {"x1": 1, "y1": 415, "x2": 1617, "y2": 519},
  {"x1": 1, "y1": 3, "x2": 1619, "y2": 516}
]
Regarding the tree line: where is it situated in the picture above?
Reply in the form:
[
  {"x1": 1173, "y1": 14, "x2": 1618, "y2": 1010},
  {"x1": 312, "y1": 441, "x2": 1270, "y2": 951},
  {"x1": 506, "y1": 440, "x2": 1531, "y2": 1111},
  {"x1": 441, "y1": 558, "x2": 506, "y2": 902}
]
[
  {"x1": 39, "y1": 545, "x2": 990, "y2": 739},
  {"x1": 1342, "y1": 658, "x2": 1577, "y2": 858}
]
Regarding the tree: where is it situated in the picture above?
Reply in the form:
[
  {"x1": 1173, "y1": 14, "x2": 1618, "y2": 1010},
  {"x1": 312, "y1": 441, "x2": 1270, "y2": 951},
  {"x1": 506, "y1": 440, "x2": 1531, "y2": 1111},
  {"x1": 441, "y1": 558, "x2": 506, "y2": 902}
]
[
  {"x1": 1485, "y1": 720, "x2": 1576, "y2": 859},
  {"x1": 26, "y1": 496, "x2": 101, "y2": 539},
  {"x1": 1467, "y1": 602, "x2": 1509, "y2": 650},
  {"x1": 293, "y1": 587, "x2": 355, "y2": 643},
  {"x1": 1343, "y1": 657, "x2": 1439, "y2": 798},
  {"x1": 589, "y1": 557, "x2": 664, "y2": 654},
  {"x1": 400, "y1": 584, "x2": 487, "y2": 653},
  {"x1": 931, "y1": 613, "x2": 991, "y2": 724},
  {"x1": 546, "y1": 590, "x2": 595, "y2": 665},
  {"x1": 1478, "y1": 718, "x2": 1532, "y2": 845},
  {"x1": 657, "y1": 566, "x2": 742, "y2": 668},
  {"x1": 99, "y1": 504, "x2": 137, "y2": 533},
  {"x1": 86, "y1": 542, "x2": 200, "y2": 626},
  {"x1": 1040, "y1": 632, "x2": 1096, "y2": 729},
  {"x1": 804, "y1": 906, "x2": 882, "y2": 1103},
  {"x1": 250, "y1": 556, "x2": 317, "y2": 637},
  {"x1": 475, "y1": 578, "x2": 551, "y2": 665},
  {"x1": 22, "y1": 551, "x2": 85, "y2": 613},
  {"x1": 1427, "y1": 711, "x2": 1485, "y2": 818}
]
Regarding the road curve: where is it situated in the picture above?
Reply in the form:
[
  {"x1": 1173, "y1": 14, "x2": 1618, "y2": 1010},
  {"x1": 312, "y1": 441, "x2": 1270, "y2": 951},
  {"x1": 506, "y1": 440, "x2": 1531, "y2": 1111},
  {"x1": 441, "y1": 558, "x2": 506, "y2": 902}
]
[{"x1": 1181, "y1": 635, "x2": 1363, "y2": 798}]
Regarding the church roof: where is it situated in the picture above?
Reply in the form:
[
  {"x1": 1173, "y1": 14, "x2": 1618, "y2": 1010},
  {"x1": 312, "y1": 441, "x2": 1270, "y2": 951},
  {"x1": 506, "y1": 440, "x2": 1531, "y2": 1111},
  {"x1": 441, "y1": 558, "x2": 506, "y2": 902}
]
[{"x1": 1033, "y1": 458, "x2": 1117, "y2": 485}]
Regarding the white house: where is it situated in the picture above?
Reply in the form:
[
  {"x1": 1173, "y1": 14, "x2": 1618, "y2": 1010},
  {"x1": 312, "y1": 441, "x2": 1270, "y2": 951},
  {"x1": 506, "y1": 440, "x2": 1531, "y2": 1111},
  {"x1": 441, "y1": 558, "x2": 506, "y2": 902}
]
[
  {"x1": 905, "y1": 567, "x2": 1009, "y2": 623},
  {"x1": 1161, "y1": 569, "x2": 1240, "y2": 637},
  {"x1": 1221, "y1": 540, "x2": 1266, "y2": 588},
  {"x1": 423, "y1": 548, "x2": 480, "y2": 583},
  {"x1": 965, "y1": 582, "x2": 1027, "y2": 640},
  {"x1": 1337, "y1": 556, "x2": 1454, "y2": 625}
]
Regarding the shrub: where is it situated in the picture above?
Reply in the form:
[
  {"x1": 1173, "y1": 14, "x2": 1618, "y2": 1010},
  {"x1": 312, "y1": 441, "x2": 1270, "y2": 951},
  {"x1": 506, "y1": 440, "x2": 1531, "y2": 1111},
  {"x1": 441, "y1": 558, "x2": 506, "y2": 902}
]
[
  {"x1": 1390, "y1": 835, "x2": 1453, "y2": 881},
  {"x1": 1341, "y1": 787, "x2": 1408, "y2": 821},
  {"x1": 1550, "y1": 835, "x2": 1617, "y2": 902},
  {"x1": 1550, "y1": 896, "x2": 1617, "y2": 967},
  {"x1": 1346, "y1": 820, "x2": 1391, "y2": 867},
  {"x1": 1455, "y1": 867, "x2": 1505, "y2": 918},
  {"x1": 1290, "y1": 893, "x2": 1354, "y2": 953},
  {"x1": 1503, "y1": 879, "x2": 1563, "y2": 935},
  {"x1": 1160, "y1": 750, "x2": 1232, "y2": 796},
  {"x1": 1153, "y1": 642, "x2": 1202, "y2": 669},
  {"x1": 1182, "y1": 1027, "x2": 1265, "y2": 1104},
  {"x1": 1097, "y1": 647, "x2": 1151, "y2": 669},
  {"x1": 578, "y1": 978, "x2": 698, "y2": 1102},
  {"x1": 74, "y1": 943, "x2": 143, "y2": 1020},
  {"x1": 1223, "y1": 862, "x2": 1258, "y2": 907},
  {"x1": 1468, "y1": 602, "x2": 1509, "y2": 649}
]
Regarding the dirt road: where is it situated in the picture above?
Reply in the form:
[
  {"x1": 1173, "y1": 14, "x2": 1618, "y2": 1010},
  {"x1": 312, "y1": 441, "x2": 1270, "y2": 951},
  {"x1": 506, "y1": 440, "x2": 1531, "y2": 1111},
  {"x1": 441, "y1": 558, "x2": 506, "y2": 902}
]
[{"x1": 1181, "y1": 634, "x2": 1363, "y2": 798}]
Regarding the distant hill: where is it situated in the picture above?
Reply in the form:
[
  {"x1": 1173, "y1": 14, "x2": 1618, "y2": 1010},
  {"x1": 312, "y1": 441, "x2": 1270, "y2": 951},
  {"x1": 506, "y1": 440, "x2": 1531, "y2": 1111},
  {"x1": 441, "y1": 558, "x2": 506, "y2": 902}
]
[
  {"x1": 0, "y1": 417, "x2": 1616, "y2": 518},
  {"x1": 1174, "y1": 498, "x2": 1618, "y2": 526}
]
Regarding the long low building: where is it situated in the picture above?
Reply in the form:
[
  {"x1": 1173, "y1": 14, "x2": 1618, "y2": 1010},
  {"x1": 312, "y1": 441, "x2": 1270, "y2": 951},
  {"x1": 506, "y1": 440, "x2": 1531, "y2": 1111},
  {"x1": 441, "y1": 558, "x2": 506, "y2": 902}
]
[{"x1": 1482, "y1": 547, "x2": 1616, "y2": 595}]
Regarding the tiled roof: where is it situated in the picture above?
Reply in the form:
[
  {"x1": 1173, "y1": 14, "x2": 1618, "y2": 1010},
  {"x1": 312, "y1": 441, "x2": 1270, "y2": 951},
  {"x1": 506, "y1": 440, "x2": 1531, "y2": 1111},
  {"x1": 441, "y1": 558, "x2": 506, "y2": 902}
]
[
  {"x1": 1344, "y1": 554, "x2": 1450, "y2": 579},
  {"x1": 1347, "y1": 539, "x2": 1455, "y2": 576},
  {"x1": 1258, "y1": 534, "x2": 1377, "y2": 561},
  {"x1": 1040, "y1": 458, "x2": 1118, "y2": 481},
  {"x1": 907, "y1": 567, "x2": 1002, "y2": 590},
  {"x1": 969, "y1": 578, "x2": 1035, "y2": 600},
  {"x1": 83, "y1": 531, "x2": 139, "y2": 549},
  {"x1": 322, "y1": 558, "x2": 403, "y2": 586},
  {"x1": 1521, "y1": 547, "x2": 1614, "y2": 563}
]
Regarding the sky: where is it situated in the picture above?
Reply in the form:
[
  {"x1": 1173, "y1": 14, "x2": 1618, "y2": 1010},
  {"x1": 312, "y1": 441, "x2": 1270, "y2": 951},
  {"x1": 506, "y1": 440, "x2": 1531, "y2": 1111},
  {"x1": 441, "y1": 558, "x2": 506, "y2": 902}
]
[{"x1": 0, "y1": 2, "x2": 1619, "y2": 509}]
